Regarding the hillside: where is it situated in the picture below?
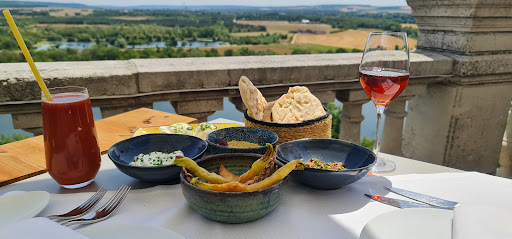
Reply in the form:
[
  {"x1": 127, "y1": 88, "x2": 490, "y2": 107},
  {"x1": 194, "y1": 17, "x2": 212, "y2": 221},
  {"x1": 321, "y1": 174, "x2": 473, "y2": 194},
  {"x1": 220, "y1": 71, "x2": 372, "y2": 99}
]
[{"x1": 0, "y1": 1, "x2": 88, "y2": 8}]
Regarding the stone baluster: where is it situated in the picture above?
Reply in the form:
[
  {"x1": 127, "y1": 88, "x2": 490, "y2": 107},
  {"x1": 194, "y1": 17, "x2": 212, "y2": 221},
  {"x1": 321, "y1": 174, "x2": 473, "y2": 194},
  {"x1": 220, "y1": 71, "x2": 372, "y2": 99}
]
[
  {"x1": 171, "y1": 99, "x2": 223, "y2": 122},
  {"x1": 12, "y1": 112, "x2": 43, "y2": 135},
  {"x1": 228, "y1": 97, "x2": 247, "y2": 114},
  {"x1": 336, "y1": 90, "x2": 368, "y2": 145},
  {"x1": 380, "y1": 97, "x2": 412, "y2": 156},
  {"x1": 405, "y1": 0, "x2": 512, "y2": 174},
  {"x1": 338, "y1": 100, "x2": 366, "y2": 144}
]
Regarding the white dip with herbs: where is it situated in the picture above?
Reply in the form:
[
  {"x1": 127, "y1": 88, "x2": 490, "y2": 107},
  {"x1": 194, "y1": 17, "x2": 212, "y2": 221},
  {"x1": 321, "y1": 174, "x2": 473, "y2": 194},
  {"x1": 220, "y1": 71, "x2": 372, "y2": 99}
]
[{"x1": 129, "y1": 150, "x2": 184, "y2": 167}]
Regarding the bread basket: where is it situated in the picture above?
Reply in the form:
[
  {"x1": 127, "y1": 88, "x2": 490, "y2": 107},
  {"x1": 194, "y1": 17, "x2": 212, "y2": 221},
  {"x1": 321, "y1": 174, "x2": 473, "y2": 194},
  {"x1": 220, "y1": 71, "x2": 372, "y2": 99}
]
[{"x1": 244, "y1": 107, "x2": 332, "y2": 144}]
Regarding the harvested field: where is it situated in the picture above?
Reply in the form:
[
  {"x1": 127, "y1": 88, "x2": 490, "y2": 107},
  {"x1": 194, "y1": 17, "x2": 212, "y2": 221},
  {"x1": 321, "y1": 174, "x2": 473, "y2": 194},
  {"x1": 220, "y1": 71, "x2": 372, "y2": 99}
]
[
  {"x1": 236, "y1": 20, "x2": 338, "y2": 34},
  {"x1": 48, "y1": 8, "x2": 93, "y2": 17},
  {"x1": 33, "y1": 24, "x2": 111, "y2": 28},
  {"x1": 294, "y1": 29, "x2": 417, "y2": 50}
]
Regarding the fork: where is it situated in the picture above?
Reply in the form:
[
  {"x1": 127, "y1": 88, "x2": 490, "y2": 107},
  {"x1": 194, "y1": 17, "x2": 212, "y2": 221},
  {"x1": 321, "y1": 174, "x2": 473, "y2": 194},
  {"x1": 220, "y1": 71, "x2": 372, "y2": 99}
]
[
  {"x1": 46, "y1": 187, "x2": 107, "y2": 221},
  {"x1": 60, "y1": 185, "x2": 131, "y2": 227}
]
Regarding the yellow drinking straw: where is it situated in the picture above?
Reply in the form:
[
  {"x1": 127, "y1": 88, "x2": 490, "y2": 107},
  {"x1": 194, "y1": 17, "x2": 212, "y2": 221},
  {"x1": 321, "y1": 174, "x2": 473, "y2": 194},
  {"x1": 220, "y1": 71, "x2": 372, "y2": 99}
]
[{"x1": 3, "y1": 10, "x2": 52, "y2": 101}]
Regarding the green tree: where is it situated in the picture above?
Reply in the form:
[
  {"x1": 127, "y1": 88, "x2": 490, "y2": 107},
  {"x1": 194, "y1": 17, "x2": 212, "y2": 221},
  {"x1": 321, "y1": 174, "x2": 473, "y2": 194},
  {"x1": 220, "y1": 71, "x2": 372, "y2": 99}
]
[
  {"x1": 114, "y1": 38, "x2": 128, "y2": 48},
  {"x1": 122, "y1": 49, "x2": 139, "y2": 60},
  {"x1": 77, "y1": 33, "x2": 91, "y2": 42},
  {"x1": 47, "y1": 32, "x2": 63, "y2": 41},
  {"x1": 224, "y1": 49, "x2": 233, "y2": 56},
  {"x1": 0, "y1": 133, "x2": 31, "y2": 145},
  {"x1": 336, "y1": 48, "x2": 348, "y2": 53}
]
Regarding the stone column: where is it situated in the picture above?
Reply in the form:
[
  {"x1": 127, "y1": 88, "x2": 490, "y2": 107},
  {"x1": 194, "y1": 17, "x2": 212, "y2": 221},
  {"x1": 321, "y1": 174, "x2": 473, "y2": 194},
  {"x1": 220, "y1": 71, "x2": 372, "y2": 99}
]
[
  {"x1": 404, "y1": 0, "x2": 512, "y2": 174},
  {"x1": 380, "y1": 97, "x2": 411, "y2": 157},
  {"x1": 172, "y1": 99, "x2": 223, "y2": 122}
]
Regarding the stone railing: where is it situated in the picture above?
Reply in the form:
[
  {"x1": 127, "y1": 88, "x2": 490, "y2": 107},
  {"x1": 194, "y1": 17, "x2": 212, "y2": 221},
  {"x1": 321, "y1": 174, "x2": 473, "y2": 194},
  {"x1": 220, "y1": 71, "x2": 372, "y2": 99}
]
[{"x1": 0, "y1": 52, "x2": 452, "y2": 153}]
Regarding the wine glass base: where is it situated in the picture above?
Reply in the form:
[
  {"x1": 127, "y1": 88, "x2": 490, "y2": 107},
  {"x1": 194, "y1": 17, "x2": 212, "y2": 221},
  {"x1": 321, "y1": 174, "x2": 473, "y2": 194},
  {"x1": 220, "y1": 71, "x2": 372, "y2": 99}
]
[
  {"x1": 60, "y1": 179, "x2": 94, "y2": 189},
  {"x1": 371, "y1": 158, "x2": 396, "y2": 174}
]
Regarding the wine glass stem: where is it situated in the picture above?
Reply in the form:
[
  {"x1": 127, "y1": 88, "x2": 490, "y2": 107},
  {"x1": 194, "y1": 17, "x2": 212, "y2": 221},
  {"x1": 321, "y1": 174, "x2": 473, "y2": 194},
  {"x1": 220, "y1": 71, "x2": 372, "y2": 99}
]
[{"x1": 373, "y1": 105, "x2": 385, "y2": 155}]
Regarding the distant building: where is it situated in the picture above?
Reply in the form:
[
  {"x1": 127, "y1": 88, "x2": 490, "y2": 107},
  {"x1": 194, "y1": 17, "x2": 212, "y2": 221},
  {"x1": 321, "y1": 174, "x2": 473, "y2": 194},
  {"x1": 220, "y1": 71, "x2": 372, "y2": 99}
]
[{"x1": 301, "y1": 19, "x2": 310, "y2": 24}]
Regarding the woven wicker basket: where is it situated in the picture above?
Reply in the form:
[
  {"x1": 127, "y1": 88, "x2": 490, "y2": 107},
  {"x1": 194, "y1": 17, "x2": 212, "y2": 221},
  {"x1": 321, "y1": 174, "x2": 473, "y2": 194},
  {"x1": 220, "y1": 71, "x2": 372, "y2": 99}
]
[{"x1": 244, "y1": 108, "x2": 332, "y2": 145}]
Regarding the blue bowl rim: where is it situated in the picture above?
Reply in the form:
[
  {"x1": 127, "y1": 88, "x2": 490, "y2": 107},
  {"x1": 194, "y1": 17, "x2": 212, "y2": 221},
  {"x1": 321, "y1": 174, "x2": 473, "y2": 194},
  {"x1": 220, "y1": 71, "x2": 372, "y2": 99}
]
[
  {"x1": 244, "y1": 106, "x2": 330, "y2": 127},
  {"x1": 276, "y1": 138, "x2": 377, "y2": 172},
  {"x1": 108, "y1": 133, "x2": 208, "y2": 169},
  {"x1": 179, "y1": 153, "x2": 287, "y2": 195},
  {"x1": 206, "y1": 127, "x2": 279, "y2": 150}
]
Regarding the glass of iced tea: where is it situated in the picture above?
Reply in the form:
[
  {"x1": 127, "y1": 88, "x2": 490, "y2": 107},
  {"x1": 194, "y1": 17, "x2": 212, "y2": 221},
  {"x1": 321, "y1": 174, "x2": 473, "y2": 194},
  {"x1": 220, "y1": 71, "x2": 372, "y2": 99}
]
[
  {"x1": 42, "y1": 86, "x2": 101, "y2": 188},
  {"x1": 359, "y1": 32, "x2": 410, "y2": 173}
]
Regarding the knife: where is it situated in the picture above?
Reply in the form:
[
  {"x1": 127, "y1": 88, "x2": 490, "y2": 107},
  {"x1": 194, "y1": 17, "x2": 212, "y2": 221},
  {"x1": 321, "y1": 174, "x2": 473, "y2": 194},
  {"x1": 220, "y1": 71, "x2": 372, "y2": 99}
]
[
  {"x1": 365, "y1": 194, "x2": 444, "y2": 209},
  {"x1": 385, "y1": 186, "x2": 459, "y2": 209}
]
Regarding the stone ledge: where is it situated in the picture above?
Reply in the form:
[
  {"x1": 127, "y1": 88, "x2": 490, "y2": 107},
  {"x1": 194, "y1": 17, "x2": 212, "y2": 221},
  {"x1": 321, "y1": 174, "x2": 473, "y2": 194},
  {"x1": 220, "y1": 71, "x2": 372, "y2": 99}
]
[
  {"x1": 0, "y1": 52, "x2": 453, "y2": 104},
  {"x1": 0, "y1": 61, "x2": 138, "y2": 102}
]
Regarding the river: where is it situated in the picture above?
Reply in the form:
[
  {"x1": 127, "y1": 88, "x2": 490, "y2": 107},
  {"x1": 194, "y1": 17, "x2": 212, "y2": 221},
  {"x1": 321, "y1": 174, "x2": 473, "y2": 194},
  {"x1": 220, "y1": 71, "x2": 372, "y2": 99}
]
[
  {"x1": 0, "y1": 98, "x2": 381, "y2": 139},
  {"x1": 35, "y1": 40, "x2": 227, "y2": 51}
]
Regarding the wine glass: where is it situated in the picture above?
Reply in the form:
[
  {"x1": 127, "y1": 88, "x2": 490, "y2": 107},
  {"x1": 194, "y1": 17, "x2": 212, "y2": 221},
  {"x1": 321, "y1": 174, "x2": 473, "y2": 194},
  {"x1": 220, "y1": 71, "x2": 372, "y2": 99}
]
[{"x1": 359, "y1": 32, "x2": 410, "y2": 173}]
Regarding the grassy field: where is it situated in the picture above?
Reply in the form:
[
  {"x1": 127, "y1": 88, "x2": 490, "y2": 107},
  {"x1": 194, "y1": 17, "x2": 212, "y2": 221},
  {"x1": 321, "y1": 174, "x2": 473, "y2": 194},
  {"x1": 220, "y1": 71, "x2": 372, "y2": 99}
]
[{"x1": 236, "y1": 20, "x2": 338, "y2": 34}]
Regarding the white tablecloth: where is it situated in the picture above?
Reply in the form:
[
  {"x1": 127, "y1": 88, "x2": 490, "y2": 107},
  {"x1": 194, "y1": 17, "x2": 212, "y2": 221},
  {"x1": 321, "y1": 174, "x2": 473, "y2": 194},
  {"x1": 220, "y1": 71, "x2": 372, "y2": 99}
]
[{"x1": 27, "y1": 172, "x2": 512, "y2": 239}]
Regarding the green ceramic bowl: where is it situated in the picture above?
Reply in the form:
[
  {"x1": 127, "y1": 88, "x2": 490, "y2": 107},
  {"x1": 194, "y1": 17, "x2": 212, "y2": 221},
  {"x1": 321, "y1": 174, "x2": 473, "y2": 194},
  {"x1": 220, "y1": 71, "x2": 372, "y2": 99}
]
[{"x1": 179, "y1": 153, "x2": 288, "y2": 223}]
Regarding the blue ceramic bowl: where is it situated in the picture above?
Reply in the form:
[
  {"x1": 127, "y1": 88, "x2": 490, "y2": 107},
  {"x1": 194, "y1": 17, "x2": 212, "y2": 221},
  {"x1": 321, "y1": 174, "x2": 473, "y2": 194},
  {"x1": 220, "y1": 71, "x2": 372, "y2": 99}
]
[
  {"x1": 108, "y1": 134, "x2": 207, "y2": 183},
  {"x1": 180, "y1": 153, "x2": 287, "y2": 223},
  {"x1": 276, "y1": 138, "x2": 376, "y2": 190},
  {"x1": 206, "y1": 127, "x2": 278, "y2": 155}
]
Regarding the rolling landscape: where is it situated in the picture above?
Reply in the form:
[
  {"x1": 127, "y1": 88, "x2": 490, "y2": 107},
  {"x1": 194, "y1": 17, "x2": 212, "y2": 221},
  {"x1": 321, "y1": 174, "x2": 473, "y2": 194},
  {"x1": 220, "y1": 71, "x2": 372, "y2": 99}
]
[{"x1": 0, "y1": 1, "x2": 418, "y2": 63}]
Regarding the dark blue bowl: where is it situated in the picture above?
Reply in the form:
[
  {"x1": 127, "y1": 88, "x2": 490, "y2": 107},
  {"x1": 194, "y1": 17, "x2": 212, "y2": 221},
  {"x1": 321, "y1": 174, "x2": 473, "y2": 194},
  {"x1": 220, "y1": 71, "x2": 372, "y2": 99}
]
[
  {"x1": 108, "y1": 134, "x2": 207, "y2": 183},
  {"x1": 276, "y1": 138, "x2": 376, "y2": 190},
  {"x1": 206, "y1": 127, "x2": 278, "y2": 155},
  {"x1": 180, "y1": 153, "x2": 287, "y2": 223}
]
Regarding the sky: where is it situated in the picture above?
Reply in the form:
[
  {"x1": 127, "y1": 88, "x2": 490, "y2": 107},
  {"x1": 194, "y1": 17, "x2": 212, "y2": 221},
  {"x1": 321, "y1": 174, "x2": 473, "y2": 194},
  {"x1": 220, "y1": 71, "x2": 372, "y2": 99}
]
[{"x1": 17, "y1": 0, "x2": 408, "y2": 7}]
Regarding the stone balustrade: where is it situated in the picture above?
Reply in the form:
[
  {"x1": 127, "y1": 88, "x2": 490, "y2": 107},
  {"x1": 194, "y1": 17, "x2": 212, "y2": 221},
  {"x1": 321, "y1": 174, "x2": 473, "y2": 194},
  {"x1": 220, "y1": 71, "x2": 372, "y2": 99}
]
[{"x1": 0, "y1": 52, "x2": 452, "y2": 133}]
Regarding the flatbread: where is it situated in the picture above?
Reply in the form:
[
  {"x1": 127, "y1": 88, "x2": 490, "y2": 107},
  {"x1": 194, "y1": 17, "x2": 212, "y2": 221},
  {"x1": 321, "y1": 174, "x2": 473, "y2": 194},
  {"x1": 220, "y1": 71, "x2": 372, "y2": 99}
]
[
  {"x1": 239, "y1": 76, "x2": 267, "y2": 121},
  {"x1": 262, "y1": 101, "x2": 275, "y2": 123},
  {"x1": 271, "y1": 86, "x2": 326, "y2": 123}
]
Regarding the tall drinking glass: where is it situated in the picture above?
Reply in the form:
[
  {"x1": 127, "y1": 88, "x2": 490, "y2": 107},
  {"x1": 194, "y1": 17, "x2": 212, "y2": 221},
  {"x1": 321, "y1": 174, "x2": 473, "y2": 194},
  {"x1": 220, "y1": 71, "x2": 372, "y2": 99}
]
[
  {"x1": 359, "y1": 32, "x2": 410, "y2": 173},
  {"x1": 42, "y1": 86, "x2": 101, "y2": 188}
]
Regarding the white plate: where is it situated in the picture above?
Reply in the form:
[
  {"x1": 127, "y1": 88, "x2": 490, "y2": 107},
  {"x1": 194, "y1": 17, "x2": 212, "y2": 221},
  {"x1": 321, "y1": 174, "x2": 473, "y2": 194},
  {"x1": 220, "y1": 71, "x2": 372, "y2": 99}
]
[
  {"x1": 0, "y1": 191, "x2": 50, "y2": 226},
  {"x1": 359, "y1": 208, "x2": 453, "y2": 239},
  {"x1": 77, "y1": 224, "x2": 185, "y2": 239}
]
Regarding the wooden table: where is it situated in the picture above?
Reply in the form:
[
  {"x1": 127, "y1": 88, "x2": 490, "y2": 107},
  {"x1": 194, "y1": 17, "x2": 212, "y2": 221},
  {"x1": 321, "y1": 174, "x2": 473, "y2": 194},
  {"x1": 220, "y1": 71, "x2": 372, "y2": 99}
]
[{"x1": 0, "y1": 108, "x2": 197, "y2": 186}]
